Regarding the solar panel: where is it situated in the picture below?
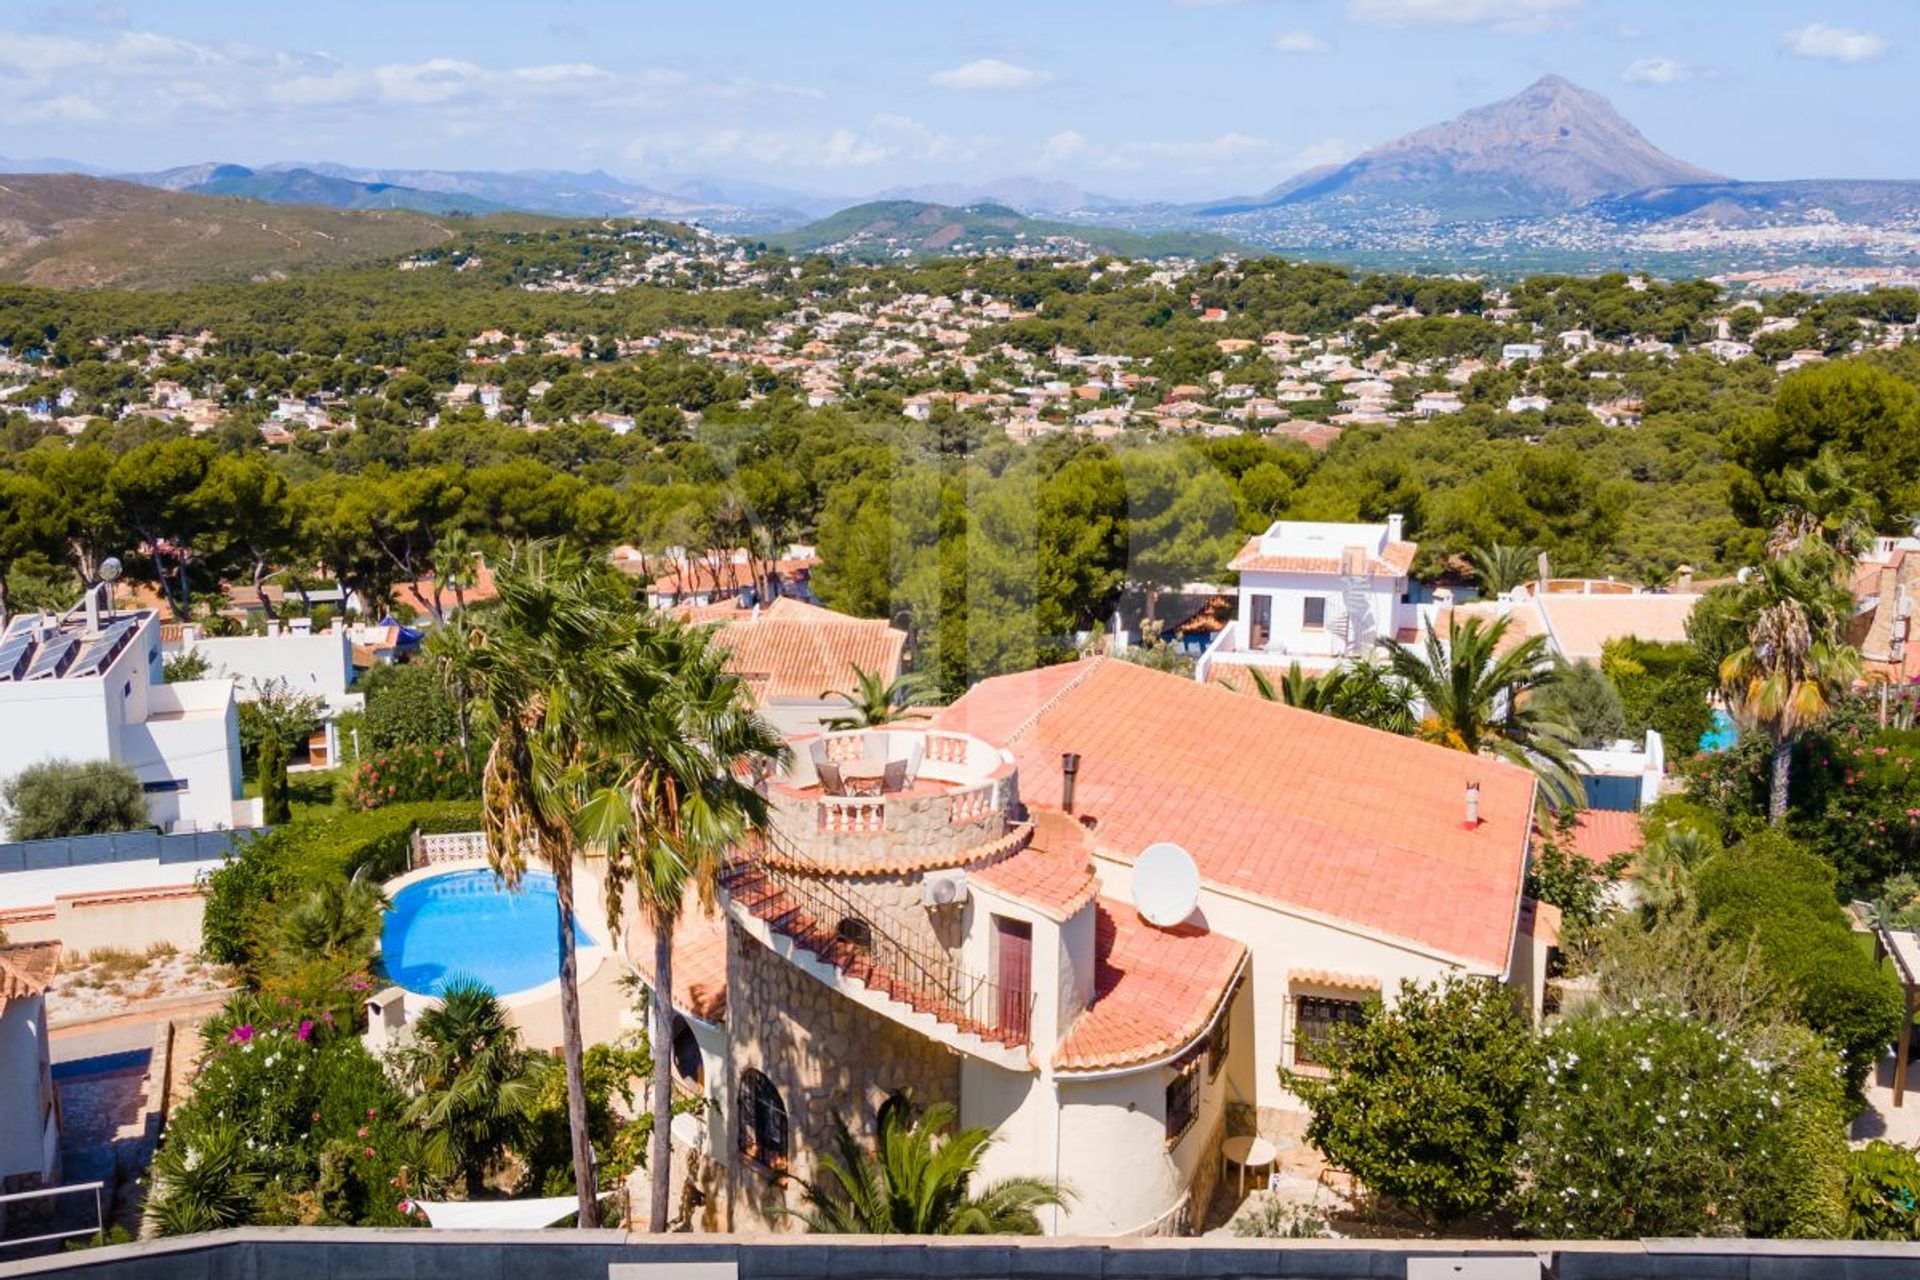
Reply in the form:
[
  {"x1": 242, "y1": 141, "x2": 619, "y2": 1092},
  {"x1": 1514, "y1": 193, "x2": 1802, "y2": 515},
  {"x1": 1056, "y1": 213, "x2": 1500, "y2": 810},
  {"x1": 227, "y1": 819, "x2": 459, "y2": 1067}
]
[
  {"x1": 0, "y1": 630, "x2": 32, "y2": 682},
  {"x1": 68, "y1": 621, "x2": 135, "y2": 678},
  {"x1": 24, "y1": 633, "x2": 78, "y2": 680}
]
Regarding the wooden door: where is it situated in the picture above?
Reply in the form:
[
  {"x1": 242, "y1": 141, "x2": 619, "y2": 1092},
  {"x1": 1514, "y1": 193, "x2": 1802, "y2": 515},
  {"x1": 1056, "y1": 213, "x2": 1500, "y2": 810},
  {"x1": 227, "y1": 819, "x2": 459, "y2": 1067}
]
[{"x1": 994, "y1": 917, "x2": 1033, "y2": 1042}]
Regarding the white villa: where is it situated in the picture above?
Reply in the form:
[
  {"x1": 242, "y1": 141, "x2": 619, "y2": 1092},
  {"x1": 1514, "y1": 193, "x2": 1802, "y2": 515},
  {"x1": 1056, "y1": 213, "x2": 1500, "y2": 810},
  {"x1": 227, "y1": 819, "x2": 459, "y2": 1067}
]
[
  {"x1": 166, "y1": 618, "x2": 364, "y2": 766},
  {"x1": 1195, "y1": 516, "x2": 1421, "y2": 682},
  {"x1": 0, "y1": 595, "x2": 257, "y2": 840},
  {"x1": 635, "y1": 657, "x2": 1549, "y2": 1237}
]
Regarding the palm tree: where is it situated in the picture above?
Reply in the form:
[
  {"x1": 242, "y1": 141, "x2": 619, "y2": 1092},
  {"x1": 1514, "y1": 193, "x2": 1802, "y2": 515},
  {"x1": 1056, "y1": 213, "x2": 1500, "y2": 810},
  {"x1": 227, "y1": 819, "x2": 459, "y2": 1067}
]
[
  {"x1": 574, "y1": 616, "x2": 788, "y2": 1232},
  {"x1": 788, "y1": 1090, "x2": 1067, "y2": 1235},
  {"x1": 1242, "y1": 660, "x2": 1417, "y2": 735},
  {"x1": 1379, "y1": 614, "x2": 1585, "y2": 811},
  {"x1": 1719, "y1": 548, "x2": 1862, "y2": 823},
  {"x1": 275, "y1": 866, "x2": 387, "y2": 961},
  {"x1": 1768, "y1": 449, "x2": 1879, "y2": 559},
  {"x1": 435, "y1": 527, "x2": 480, "y2": 618},
  {"x1": 398, "y1": 979, "x2": 549, "y2": 1198},
  {"x1": 425, "y1": 620, "x2": 486, "y2": 758},
  {"x1": 148, "y1": 1119, "x2": 262, "y2": 1236},
  {"x1": 822, "y1": 664, "x2": 933, "y2": 730},
  {"x1": 1469, "y1": 542, "x2": 1541, "y2": 598},
  {"x1": 472, "y1": 547, "x2": 631, "y2": 1227},
  {"x1": 1244, "y1": 661, "x2": 1335, "y2": 713}
]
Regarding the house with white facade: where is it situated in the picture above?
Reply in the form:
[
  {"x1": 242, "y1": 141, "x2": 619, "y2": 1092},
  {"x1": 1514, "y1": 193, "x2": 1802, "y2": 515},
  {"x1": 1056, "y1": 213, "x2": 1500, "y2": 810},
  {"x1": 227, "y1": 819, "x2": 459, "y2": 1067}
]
[
  {"x1": 0, "y1": 942, "x2": 60, "y2": 1192},
  {"x1": 0, "y1": 595, "x2": 256, "y2": 839},
  {"x1": 637, "y1": 658, "x2": 1547, "y2": 1237},
  {"x1": 1195, "y1": 517, "x2": 1421, "y2": 682},
  {"x1": 168, "y1": 619, "x2": 363, "y2": 766}
]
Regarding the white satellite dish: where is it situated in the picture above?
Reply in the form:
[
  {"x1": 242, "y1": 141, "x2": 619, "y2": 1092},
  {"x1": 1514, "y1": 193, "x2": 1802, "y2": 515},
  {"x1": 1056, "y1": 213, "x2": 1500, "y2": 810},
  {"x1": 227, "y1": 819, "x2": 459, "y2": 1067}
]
[{"x1": 1133, "y1": 841, "x2": 1200, "y2": 928}]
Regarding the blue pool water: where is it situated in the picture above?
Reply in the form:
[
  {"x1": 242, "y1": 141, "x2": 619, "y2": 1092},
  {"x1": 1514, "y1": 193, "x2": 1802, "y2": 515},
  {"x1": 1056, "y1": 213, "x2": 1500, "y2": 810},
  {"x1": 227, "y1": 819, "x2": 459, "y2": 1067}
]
[
  {"x1": 1699, "y1": 708, "x2": 1738, "y2": 753},
  {"x1": 380, "y1": 868, "x2": 593, "y2": 998}
]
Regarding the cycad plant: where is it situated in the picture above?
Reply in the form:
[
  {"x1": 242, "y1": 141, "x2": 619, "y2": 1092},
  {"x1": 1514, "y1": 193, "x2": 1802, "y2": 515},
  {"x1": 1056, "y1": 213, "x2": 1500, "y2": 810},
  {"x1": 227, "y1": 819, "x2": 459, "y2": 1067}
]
[
  {"x1": 1379, "y1": 614, "x2": 1585, "y2": 811},
  {"x1": 398, "y1": 979, "x2": 549, "y2": 1197},
  {"x1": 789, "y1": 1091, "x2": 1068, "y2": 1234}
]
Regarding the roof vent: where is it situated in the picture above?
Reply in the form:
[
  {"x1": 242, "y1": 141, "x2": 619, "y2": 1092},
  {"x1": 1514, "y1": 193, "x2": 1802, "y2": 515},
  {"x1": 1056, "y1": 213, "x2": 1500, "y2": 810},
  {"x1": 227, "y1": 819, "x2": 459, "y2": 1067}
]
[
  {"x1": 1060, "y1": 751, "x2": 1081, "y2": 815},
  {"x1": 1464, "y1": 781, "x2": 1482, "y2": 829}
]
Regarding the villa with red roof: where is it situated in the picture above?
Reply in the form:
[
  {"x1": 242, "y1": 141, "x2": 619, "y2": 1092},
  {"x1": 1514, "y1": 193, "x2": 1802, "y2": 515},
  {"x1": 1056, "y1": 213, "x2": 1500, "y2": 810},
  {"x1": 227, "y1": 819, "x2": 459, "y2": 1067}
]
[{"x1": 641, "y1": 654, "x2": 1549, "y2": 1237}]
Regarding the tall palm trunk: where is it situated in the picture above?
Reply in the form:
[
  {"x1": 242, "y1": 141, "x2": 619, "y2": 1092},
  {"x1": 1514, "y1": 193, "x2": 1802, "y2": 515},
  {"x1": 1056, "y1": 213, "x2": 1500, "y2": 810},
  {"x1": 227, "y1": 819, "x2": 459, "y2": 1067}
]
[
  {"x1": 1769, "y1": 738, "x2": 1792, "y2": 826},
  {"x1": 553, "y1": 858, "x2": 599, "y2": 1226},
  {"x1": 648, "y1": 912, "x2": 676, "y2": 1231}
]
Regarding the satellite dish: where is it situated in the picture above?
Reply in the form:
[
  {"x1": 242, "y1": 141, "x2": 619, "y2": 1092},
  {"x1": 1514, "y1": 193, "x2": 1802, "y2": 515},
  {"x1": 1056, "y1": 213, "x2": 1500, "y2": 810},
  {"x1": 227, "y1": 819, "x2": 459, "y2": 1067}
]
[
  {"x1": 1133, "y1": 842, "x2": 1200, "y2": 928},
  {"x1": 98, "y1": 557, "x2": 122, "y2": 584}
]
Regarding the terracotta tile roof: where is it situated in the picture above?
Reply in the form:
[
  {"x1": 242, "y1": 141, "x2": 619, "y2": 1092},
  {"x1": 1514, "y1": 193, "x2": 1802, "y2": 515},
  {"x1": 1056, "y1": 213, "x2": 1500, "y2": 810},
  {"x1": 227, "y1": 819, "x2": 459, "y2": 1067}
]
[
  {"x1": 972, "y1": 809, "x2": 1100, "y2": 922},
  {"x1": 933, "y1": 658, "x2": 1535, "y2": 970},
  {"x1": 1287, "y1": 968, "x2": 1381, "y2": 992},
  {"x1": 1228, "y1": 537, "x2": 1417, "y2": 577},
  {"x1": 1054, "y1": 899, "x2": 1244, "y2": 1073},
  {"x1": 395, "y1": 557, "x2": 499, "y2": 618},
  {"x1": 0, "y1": 941, "x2": 60, "y2": 1001},
  {"x1": 625, "y1": 897, "x2": 729, "y2": 1022},
  {"x1": 646, "y1": 555, "x2": 818, "y2": 599},
  {"x1": 1563, "y1": 809, "x2": 1643, "y2": 866},
  {"x1": 1533, "y1": 592, "x2": 1700, "y2": 663},
  {"x1": 691, "y1": 602, "x2": 907, "y2": 703}
]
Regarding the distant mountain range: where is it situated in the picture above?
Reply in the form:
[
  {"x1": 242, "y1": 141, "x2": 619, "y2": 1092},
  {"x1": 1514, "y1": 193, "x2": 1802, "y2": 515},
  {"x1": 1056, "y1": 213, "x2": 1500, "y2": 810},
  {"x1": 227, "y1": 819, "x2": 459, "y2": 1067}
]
[
  {"x1": 767, "y1": 200, "x2": 1244, "y2": 261},
  {"x1": 1203, "y1": 76, "x2": 1721, "y2": 220}
]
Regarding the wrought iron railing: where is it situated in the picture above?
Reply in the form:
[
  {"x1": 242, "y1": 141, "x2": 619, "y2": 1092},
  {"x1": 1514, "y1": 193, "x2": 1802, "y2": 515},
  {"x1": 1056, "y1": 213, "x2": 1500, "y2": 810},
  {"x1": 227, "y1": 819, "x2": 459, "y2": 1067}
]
[{"x1": 723, "y1": 835, "x2": 1035, "y2": 1049}]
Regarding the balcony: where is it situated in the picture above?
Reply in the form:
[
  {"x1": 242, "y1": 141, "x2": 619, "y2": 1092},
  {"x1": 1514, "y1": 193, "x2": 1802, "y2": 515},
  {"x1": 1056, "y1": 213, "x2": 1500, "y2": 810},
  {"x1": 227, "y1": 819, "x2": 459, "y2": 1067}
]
[{"x1": 765, "y1": 728, "x2": 1016, "y2": 872}]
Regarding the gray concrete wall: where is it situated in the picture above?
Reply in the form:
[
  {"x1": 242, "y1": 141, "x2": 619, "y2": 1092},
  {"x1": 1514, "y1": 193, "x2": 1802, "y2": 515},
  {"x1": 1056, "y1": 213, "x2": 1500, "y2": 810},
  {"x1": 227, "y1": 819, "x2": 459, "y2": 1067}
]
[{"x1": 4, "y1": 1230, "x2": 1920, "y2": 1280}]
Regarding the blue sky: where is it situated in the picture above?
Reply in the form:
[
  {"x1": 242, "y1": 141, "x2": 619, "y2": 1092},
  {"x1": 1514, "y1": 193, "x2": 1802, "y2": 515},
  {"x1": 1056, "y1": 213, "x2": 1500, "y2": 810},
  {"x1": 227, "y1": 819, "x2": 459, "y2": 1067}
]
[{"x1": 2, "y1": 1, "x2": 1912, "y2": 200}]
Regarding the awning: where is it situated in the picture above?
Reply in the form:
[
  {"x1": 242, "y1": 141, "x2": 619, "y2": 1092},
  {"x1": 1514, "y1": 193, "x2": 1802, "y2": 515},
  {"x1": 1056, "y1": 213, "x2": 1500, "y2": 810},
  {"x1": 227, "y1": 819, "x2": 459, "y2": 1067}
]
[{"x1": 413, "y1": 1196, "x2": 585, "y2": 1229}]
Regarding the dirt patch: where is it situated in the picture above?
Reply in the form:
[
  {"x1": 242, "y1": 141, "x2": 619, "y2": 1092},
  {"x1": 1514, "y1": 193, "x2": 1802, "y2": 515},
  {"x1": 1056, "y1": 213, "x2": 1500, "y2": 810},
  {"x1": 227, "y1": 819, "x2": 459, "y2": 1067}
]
[{"x1": 47, "y1": 948, "x2": 236, "y2": 1026}]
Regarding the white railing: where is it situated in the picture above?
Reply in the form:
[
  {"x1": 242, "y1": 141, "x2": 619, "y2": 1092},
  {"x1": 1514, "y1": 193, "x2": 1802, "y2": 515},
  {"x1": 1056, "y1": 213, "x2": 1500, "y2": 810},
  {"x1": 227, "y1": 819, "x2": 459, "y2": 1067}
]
[
  {"x1": 816, "y1": 796, "x2": 887, "y2": 836},
  {"x1": 412, "y1": 830, "x2": 488, "y2": 867},
  {"x1": 0, "y1": 1178, "x2": 104, "y2": 1249}
]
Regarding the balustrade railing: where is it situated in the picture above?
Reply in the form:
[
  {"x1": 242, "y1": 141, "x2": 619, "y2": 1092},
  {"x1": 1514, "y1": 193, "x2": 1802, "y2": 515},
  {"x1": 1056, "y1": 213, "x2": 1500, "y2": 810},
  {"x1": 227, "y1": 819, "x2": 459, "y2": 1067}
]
[{"x1": 725, "y1": 834, "x2": 1035, "y2": 1049}]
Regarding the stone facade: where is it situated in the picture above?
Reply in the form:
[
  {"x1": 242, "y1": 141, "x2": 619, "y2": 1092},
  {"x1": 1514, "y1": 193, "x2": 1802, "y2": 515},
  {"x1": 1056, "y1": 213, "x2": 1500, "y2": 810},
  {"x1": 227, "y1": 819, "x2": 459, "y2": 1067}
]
[{"x1": 723, "y1": 922, "x2": 962, "y2": 1231}]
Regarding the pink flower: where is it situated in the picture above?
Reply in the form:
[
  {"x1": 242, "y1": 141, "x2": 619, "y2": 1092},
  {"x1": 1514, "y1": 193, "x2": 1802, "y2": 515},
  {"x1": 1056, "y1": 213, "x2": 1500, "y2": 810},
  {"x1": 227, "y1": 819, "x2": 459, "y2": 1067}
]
[
  {"x1": 367, "y1": 1108, "x2": 378, "y2": 1119},
  {"x1": 364, "y1": 1146, "x2": 376, "y2": 1158},
  {"x1": 357, "y1": 1126, "x2": 369, "y2": 1138},
  {"x1": 297, "y1": 1020, "x2": 315, "y2": 1041},
  {"x1": 226, "y1": 1024, "x2": 254, "y2": 1045}
]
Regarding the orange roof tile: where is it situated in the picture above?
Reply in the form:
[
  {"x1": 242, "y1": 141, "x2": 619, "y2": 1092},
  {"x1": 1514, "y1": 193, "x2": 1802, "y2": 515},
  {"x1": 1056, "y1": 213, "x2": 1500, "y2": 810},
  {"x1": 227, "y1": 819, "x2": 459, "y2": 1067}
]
[
  {"x1": 625, "y1": 898, "x2": 729, "y2": 1022},
  {"x1": 1228, "y1": 537, "x2": 1417, "y2": 577},
  {"x1": 691, "y1": 603, "x2": 907, "y2": 704},
  {"x1": 1054, "y1": 899, "x2": 1244, "y2": 1073},
  {"x1": 0, "y1": 941, "x2": 60, "y2": 1001},
  {"x1": 1287, "y1": 968, "x2": 1382, "y2": 992},
  {"x1": 1563, "y1": 809, "x2": 1643, "y2": 866},
  {"x1": 933, "y1": 658, "x2": 1535, "y2": 970},
  {"x1": 971, "y1": 809, "x2": 1100, "y2": 922}
]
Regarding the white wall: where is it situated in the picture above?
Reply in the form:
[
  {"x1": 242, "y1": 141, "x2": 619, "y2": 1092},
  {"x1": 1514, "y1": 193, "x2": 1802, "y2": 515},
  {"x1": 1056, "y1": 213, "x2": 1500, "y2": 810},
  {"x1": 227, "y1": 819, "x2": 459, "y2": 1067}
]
[
  {"x1": 182, "y1": 626, "x2": 359, "y2": 715},
  {"x1": 0, "y1": 995, "x2": 52, "y2": 1182},
  {"x1": 1235, "y1": 569, "x2": 1410, "y2": 660}
]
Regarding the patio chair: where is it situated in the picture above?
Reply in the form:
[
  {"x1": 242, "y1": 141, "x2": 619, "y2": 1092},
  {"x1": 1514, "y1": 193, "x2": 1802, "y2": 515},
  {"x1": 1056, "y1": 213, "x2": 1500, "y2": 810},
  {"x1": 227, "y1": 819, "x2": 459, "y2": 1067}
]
[
  {"x1": 817, "y1": 761, "x2": 846, "y2": 795},
  {"x1": 881, "y1": 759, "x2": 908, "y2": 793}
]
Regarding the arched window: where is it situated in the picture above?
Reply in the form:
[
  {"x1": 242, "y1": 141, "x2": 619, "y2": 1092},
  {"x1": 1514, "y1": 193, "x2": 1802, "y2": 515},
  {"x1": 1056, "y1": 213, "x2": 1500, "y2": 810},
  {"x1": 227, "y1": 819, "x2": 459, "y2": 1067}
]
[
  {"x1": 737, "y1": 1068, "x2": 789, "y2": 1170},
  {"x1": 670, "y1": 1015, "x2": 704, "y2": 1088}
]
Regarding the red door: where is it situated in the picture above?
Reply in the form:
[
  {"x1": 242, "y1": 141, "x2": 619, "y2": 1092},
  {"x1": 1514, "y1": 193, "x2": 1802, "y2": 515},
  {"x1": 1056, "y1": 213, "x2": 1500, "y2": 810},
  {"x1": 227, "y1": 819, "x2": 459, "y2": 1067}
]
[{"x1": 994, "y1": 917, "x2": 1033, "y2": 1042}]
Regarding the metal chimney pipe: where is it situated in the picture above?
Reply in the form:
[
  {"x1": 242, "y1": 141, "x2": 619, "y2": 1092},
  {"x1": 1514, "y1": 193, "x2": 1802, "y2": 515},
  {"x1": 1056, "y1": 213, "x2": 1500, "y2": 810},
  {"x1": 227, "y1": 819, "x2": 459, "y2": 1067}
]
[
  {"x1": 1464, "y1": 780, "x2": 1481, "y2": 828},
  {"x1": 1061, "y1": 752, "x2": 1081, "y2": 815}
]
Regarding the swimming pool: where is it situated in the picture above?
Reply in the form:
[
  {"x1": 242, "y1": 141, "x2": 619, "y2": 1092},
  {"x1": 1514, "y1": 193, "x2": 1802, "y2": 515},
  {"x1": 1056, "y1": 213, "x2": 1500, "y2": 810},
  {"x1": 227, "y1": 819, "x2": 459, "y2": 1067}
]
[
  {"x1": 380, "y1": 868, "x2": 595, "y2": 998},
  {"x1": 1699, "y1": 707, "x2": 1737, "y2": 753}
]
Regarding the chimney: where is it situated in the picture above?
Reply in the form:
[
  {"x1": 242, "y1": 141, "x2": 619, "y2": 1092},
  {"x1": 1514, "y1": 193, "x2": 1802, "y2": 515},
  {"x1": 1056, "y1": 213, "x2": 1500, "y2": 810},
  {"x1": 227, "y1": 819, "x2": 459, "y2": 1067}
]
[
  {"x1": 1386, "y1": 513, "x2": 1404, "y2": 543},
  {"x1": 1676, "y1": 565, "x2": 1694, "y2": 593},
  {"x1": 82, "y1": 583, "x2": 101, "y2": 637},
  {"x1": 1060, "y1": 752, "x2": 1082, "y2": 815},
  {"x1": 1464, "y1": 780, "x2": 1481, "y2": 829}
]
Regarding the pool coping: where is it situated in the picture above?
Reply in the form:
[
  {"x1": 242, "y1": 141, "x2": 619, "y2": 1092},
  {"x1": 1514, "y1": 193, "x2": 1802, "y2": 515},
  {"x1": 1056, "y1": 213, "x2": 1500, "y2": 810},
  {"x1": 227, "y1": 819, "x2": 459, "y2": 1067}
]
[{"x1": 379, "y1": 858, "x2": 614, "y2": 1014}]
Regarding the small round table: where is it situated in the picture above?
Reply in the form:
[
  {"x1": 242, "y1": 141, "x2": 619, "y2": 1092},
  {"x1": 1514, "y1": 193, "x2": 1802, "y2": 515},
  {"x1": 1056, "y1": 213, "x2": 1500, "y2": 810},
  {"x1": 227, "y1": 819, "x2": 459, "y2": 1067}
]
[{"x1": 1221, "y1": 1134, "x2": 1277, "y2": 1198}]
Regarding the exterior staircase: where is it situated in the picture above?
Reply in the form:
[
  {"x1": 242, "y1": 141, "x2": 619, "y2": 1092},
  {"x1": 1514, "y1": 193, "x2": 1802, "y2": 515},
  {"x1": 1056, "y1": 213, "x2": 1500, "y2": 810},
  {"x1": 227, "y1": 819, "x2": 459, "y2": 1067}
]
[{"x1": 721, "y1": 859, "x2": 1031, "y2": 1053}]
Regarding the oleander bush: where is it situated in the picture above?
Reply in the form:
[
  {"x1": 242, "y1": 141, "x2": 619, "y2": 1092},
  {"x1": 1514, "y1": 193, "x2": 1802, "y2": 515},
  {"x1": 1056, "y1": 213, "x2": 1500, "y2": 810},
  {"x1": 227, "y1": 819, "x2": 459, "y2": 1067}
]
[{"x1": 343, "y1": 742, "x2": 478, "y2": 811}]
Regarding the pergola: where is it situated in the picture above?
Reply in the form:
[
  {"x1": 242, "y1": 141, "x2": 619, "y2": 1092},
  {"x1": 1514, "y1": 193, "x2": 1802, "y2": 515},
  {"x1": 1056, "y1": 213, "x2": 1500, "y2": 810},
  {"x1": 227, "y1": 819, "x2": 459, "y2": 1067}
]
[{"x1": 1876, "y1": 926, "x2": 1920, "y2": 1106}]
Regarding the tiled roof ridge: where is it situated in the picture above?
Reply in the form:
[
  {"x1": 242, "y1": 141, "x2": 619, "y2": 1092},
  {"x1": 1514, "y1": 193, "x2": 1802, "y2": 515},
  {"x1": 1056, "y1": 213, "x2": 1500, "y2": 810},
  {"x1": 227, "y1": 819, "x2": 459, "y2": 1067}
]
[{"x1": 1003, "y1": 655, "x2": 1108, "y2": 746}]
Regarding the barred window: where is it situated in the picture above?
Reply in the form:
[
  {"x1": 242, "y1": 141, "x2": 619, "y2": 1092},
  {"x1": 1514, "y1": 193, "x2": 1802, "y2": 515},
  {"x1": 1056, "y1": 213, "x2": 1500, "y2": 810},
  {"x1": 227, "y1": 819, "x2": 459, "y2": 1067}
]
[
  {"x1": 1165, "y1": 1050, "x2": 1202, "y2": 1143},
  {"x1": 1293, "y1": 995, "x2": 1366, "y2": 1069},
  {"x1": 1208, "y1": 1003, "x2": 1231, "y2": 1079},
  {"x1": 737, "y1": 1068, "x2": 788, "y2": 1170}
]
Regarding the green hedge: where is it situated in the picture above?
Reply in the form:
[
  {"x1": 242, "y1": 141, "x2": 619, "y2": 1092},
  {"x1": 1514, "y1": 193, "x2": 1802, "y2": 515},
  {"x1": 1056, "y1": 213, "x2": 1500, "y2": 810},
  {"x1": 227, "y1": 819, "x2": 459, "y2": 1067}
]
[
  {"x1": 1693, "y1": 831, "x2": 1903, "y2": 1096},
  {"x1": 202, "y1": 802, "x2": 482, "y2": 970}
]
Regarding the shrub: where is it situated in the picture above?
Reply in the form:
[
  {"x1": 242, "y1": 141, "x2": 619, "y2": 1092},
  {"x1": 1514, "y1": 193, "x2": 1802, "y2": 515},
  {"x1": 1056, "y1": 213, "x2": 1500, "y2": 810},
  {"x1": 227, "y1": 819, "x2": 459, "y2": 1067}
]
[
  {"x1": 343, "y1": 743, "x2": 478, "y2": 811},
  {"x1": 1692, "y1": 831, "x2": 1904, "y2": 1096},
  {"x1": 1601, "y1": 637, "x2": 1714, "y2": 757},
  {"x1": 1846, "y1": 1141, "x2": 1920, "y2": 1240},
  {"x1": 148, "y1": 993, "x2": 420, "y2": 1233},
  {"x1": 201, "y1": 802, "x2": 480, "y2": 970},
  {"x1": 1285, "y1": 976, "x2": 1540, "y2": 1227},
  {"x1": 1515, "y1": 1003, "x2": 1847, "y2": 1239},
  {"x1": 0, "y1": 758, "x2": 149, "y2": 841},
  {"x1": 1793, "y1": 728, "x2": 1920, "y2": 897},
  {"x1": 258, "y1": 731, "x2": 292, "y2": 826},
  {"x1": 361, "y1": 662, "x2": 460, "y2": 751}
]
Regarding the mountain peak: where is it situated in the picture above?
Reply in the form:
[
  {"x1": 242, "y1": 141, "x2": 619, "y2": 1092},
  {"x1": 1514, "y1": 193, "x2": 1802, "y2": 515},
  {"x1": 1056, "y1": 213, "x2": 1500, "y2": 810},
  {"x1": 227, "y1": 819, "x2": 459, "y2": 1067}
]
[{"x1": 1219, "y1": 74, "x2": 1720, "y2": 218}]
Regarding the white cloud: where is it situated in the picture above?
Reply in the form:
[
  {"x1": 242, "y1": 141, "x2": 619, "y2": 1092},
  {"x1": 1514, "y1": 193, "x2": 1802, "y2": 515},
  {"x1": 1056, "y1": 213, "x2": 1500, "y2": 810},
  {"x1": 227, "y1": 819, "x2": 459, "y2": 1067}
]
[
  {"x1": 1037, "y1": 129, "x2": 1088, "y2": 166},
  {"x1": 1286, "y1": 137, "x2": 1356, "y2": 171},
  {"x1": 928, "y1": 58, "x2": 1052, "y2": 91},
  {"x1": 681, "y1": 114, "x2": 984, "y2": 172},
  {"x1": 1272, "y1": 31, "x2": 1332, "y2": 54},
  {"x1": 1347, "y1": 0, "x2": 1583, "y2": 29},
  {"x1": 1781, "y1": 23, "x2": 1887, "y2": 64},
  {"x1": 1621, "y1": 57, "x2": 1697, "y2": 86}
]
